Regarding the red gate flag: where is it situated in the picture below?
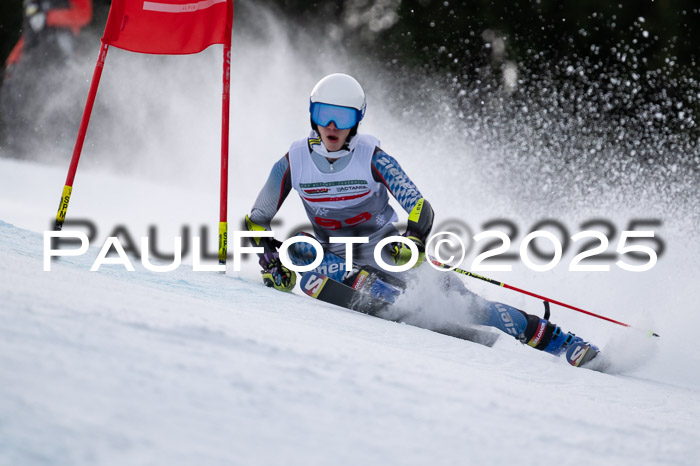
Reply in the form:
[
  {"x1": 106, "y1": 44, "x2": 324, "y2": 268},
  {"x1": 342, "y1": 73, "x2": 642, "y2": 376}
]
[
  {"x1": 55, "y1": 0, "x2": 234, "y2": 266},
  {"x1": 102, "y1": 0, "x2": 233, "y2": 54}
]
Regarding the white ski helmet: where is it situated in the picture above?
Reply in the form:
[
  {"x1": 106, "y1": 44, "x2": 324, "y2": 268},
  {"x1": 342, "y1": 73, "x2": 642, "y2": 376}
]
[{"x1": 309, "y1": 73, "x2": 366, "y2": 130}]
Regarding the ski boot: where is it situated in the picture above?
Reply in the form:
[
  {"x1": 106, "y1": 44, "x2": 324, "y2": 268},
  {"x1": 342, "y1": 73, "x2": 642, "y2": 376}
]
[{"x1": 521, "y1": 313, "x2": 600, "y2": 367}]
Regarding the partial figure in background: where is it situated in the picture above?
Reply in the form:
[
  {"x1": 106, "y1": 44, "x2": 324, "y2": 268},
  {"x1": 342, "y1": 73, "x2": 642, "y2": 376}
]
[
  {"x1": 5, "y1": 0, "x2": 93, "y2": 73},
  {"x1": 1, "y1": 0, "x2": 92, "y2": 157}
]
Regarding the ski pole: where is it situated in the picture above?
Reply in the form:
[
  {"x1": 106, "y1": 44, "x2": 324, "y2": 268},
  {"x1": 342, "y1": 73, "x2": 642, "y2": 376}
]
[{"x1": 428, "y1": 258, "x2": 660, "y2": 337}]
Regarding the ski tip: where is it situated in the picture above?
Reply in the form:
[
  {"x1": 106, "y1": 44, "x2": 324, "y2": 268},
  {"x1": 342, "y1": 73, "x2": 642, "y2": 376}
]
[{"x1": 299, "y1": 271, "x2": 328, "y2": 298}]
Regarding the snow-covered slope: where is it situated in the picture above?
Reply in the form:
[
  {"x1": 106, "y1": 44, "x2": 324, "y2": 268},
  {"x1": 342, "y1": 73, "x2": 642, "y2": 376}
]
[
  {"x1": 2, "y1": 7, "x2": 699, "y2": 462},
  {"x1": 1, "y1": 156, "x2": 700, "y2": 466}
]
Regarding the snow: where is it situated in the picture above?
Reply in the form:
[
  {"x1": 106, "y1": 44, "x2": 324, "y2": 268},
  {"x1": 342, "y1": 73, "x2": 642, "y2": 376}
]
[
  {"x1": 2, "y1": 16, "x2": 700, "y2": 464},
  {"x1": 0, "y1": 220, "x2": 698, "y2": 465},
  {"x1": 2, "y1": 157, "x2": 700, "y2": 465}
]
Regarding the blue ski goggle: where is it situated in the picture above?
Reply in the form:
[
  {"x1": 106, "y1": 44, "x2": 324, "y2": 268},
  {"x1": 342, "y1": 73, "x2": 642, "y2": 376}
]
[{"x1": 309, "y1": 102, "x2": 364, "y2": 130}]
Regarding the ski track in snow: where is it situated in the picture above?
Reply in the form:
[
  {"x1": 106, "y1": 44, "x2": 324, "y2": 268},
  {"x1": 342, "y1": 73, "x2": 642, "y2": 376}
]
[{"x1": 1, "y1": 158, "x2": 700, "y2": 465}]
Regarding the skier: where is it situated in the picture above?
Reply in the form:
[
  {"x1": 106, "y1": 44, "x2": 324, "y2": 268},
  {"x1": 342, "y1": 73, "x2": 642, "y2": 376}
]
[{"x1": 245, "y1": 73, "x2": 599, "y2": 367}]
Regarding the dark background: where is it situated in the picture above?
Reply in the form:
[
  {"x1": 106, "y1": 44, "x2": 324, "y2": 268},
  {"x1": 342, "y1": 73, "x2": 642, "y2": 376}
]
[
  {"x1": 1, "y1": 0, "x2": 698, "y2": 137},
  {"x1": 0, "y1": 1, "x2": 23, "y2": 75},
  {"x1": 269, "y1": 0, "x2": 699, "y2": 139}
]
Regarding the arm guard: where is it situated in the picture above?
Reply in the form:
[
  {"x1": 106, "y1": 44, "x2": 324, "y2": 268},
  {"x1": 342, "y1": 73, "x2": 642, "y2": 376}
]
[
  {"x1": 407, "y1": 198, "x2": 434, "y2": 242},
  {"x1": 244, "y1": 215, "x2": 282, "y2": 254}
]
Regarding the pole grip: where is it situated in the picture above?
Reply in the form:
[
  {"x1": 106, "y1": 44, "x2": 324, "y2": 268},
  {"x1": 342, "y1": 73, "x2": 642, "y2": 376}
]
[{"x1": 54, "y1": 185, "x2": 73, "y2": 231}]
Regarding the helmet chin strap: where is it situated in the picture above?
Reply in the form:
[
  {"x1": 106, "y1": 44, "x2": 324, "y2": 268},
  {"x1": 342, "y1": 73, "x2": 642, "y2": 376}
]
[{"x1": 309, "y1": 129, "x2": 359, "y2": 159}]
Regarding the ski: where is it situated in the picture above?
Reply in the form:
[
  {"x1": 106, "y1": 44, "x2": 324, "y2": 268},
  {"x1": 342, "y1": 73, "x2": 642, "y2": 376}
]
[
  {"x1": 565, "y1": 341, "x2": 602, "y2": 368},
  {"x1": 299, "y1": 270, "x2": 390, "y2": 314},
  {"x1": 299, "y1": 271, "x2": 500, "y2": 348}
]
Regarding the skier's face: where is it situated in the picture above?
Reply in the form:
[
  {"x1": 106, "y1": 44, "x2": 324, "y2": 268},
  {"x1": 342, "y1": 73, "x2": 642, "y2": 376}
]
[{"x1": 318, "y1": 121, "x2": 351, "y2": 152}]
